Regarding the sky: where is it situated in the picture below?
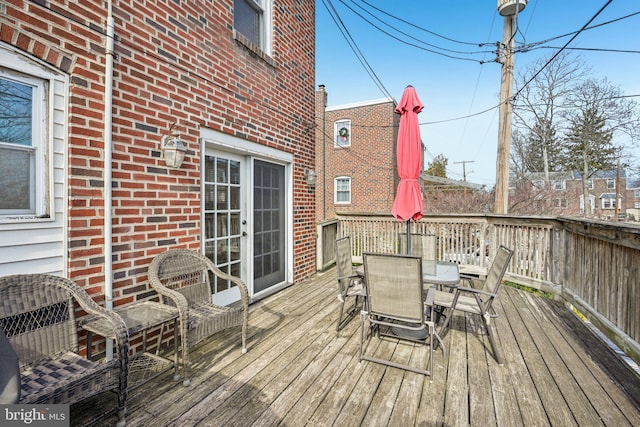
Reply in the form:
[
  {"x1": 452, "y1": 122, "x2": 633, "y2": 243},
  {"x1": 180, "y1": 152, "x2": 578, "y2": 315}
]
[{"x1": 315, "y1": 0, "x2": 640, "y2": 187}]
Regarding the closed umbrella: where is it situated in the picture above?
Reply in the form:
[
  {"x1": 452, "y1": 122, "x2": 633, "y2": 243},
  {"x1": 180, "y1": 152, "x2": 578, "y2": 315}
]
[{"x1": 392, "y1": 85, "x2": 424, "y2": 253}]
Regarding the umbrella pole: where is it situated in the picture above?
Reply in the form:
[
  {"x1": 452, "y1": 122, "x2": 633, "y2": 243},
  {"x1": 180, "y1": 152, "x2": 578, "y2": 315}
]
[{"x1": 406, "y1": 220, "x2": 411, "y2": 254}]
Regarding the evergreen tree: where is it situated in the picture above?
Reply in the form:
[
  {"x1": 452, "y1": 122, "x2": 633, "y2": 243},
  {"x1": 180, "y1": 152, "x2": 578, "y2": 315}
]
[{"x1": 561, "y1": 108, "x2": 616, "y2": 215}]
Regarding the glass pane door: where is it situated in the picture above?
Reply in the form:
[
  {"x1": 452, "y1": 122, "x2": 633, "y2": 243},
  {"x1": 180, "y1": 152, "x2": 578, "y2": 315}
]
[
  {"x1": 253, "y1": 160, "x2": 286, "y2": 292},
  {"x1": 204, "y1": 154, "x2": 243, "y2": 304}
]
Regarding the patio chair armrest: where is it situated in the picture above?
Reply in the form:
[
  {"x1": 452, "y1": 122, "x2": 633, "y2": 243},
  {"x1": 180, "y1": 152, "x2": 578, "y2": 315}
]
[
  {"x1": 148, "y1": 272, "x2": 191, "y2": 330},
  {"x1": 459, "y1": 274, "x2": 483, "y2": 288},
  {"x1": 337, "y1": 273, "x2": 361, "y2": 282},
  {"x1": 454, "y1": 286, "x2": 494, "y2": 298},
  {"x1": 425, "y1": 285, "x2": 436, "y2": 307},
  {"x1": 202, "y1": 257, "x2": 250, "y2": 310},
  {"x1": 63, "y1": 279, "x2": 130, "y2": 368}
]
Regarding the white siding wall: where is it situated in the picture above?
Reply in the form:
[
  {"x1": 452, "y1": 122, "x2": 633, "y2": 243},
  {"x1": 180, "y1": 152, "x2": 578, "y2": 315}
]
[{"x1": 0, "y1": 46, "x2": 68, "y2": 276}]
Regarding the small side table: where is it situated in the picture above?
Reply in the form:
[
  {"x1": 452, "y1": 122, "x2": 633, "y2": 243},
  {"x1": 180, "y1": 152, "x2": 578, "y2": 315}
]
[{"x1": 83, "y1": 301, "x2": 181, "y2": 390}]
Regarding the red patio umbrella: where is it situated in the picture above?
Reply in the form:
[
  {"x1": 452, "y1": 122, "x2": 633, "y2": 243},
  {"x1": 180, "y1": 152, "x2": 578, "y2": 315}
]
[{"x1": 392, "y1": 85, "x2": 424, "y2": 251}]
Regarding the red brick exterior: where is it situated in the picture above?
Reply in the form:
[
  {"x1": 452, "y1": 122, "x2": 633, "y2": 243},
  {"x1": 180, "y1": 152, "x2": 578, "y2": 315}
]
[
  {"x1": 1, "y1": 1, "x2": 316, "y2": 302},
  {"x1": 315, "y1": 86, "x2": 399, "y2": 221}
]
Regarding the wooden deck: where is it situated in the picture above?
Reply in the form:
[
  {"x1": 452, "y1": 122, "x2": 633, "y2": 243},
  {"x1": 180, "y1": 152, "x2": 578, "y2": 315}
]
[{"x1": 73, "y1": 268, "x2": 640, "y2": 426}]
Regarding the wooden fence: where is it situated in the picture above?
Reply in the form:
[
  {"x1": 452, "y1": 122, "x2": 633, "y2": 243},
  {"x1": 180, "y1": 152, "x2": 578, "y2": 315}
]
[{"x1": 316, "y1": 213, "x2": 640, "y2": 364}]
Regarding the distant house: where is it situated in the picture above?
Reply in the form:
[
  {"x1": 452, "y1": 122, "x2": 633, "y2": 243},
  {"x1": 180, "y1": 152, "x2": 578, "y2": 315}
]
[
  {"x1": 510, "y1": 169, "x2": 639, "y2": 221},
  {"x1": 314, "y1": 86, "x2": 399, "y2": 221},
  {"x1": 0, "y1": 1, "x2": 317, "y2": 306}
]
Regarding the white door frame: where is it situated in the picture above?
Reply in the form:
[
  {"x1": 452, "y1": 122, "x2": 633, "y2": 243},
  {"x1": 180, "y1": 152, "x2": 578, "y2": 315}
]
[{"x1": 200, "y1": 128, "x2": 294, "y2": 303}]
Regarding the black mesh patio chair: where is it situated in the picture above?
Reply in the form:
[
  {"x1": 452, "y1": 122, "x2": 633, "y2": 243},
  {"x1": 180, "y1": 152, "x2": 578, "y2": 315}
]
[
  {"x1": 359, "y1": 252, "x2": 444, "y2": 377},
  {"x1": 335, "y1": 236, "x2": 366, "y2": 332},
  {"x1": 429, "y1": 245, "x2": 513, "y2": 364}
]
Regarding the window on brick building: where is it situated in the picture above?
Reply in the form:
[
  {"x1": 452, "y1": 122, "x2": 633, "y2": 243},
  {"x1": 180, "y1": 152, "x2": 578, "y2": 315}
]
[
  {"x1": 334, "y1": 120, "x2": 351, "y2": 148},
  {"x1": 587, "y1": 179, "x2": 594, "y2": 190},
  {"x1": 0, "y1": 63, "x2": 51, "y2": 218},
  {"x1": 606, "y1": 179, "x2": 615, "y2": 189},
  {"x1": 552, "y1": 180, "x2": 565, "y2": 190},
  {"x1": 601, "y1": 194, "x2": 617, "y2": 209},
  {"x1": 233, "y1": 0, "x2": 272, "y2": 54},
  {"x1": 634, "y1": 190, "x2": 640, "y2": 198},
  {"x1": 334, "y1": 177, "x2": 351, "y2": 204}
]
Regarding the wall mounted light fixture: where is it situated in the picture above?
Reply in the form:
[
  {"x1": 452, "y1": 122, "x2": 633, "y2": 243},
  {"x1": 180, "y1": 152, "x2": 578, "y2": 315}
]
[
  {"x1": 161, "y1": 124, "x2": 187, "y2": 168},
  {"x1": 305, "y1": 168, "x2": 317, "y2": 186}
]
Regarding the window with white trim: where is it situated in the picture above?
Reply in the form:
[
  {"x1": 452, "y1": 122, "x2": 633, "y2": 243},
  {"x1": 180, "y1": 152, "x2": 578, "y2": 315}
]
[
  {"x1": 601, "y1": 195, "x2": 616, "y2": 209},
  {"x1": 587, "y1": 179, "x2": 594, "y2": 190},
  {"x1": 552, "y1": 180, "x2": 565, "y2": 191},
  {"x1": 233, "y1": 0, "x2": 272, "y2": 54},
  {"x1": 634, "y1": 190, "x2": 640, "y2": 198},
  {"x1": 606, "y1": 179, "x2": 615, "y2": 190},
  {"x1": 0, "y1": 70, "x2": 48, "y2": 217},
  {"x1": 334, "y1": 177, "x2": 351, "y2": 204},
  {"x1": 334, "y1": 120, "x2": 351, "y2": 148}
]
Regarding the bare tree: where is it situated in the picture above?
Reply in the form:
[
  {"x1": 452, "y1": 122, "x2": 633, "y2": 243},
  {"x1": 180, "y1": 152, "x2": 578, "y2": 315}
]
[{"x1": 512, "y1": 52, "x2": 589, "y2": 181}]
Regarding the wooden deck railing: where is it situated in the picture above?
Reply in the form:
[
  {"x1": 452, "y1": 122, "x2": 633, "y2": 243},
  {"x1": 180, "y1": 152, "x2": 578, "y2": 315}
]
[{"x1": 316, "y1": 213, "x2": 640, "y2": 365}]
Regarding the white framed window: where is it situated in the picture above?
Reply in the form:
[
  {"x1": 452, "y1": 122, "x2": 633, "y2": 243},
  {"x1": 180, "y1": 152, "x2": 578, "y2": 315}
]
[
  {"x1": 635, "y1": 202, "x2": 640, "y2": 209},
  {"x1": 334, "y1": 176, "x2": 351, "y2": 204},
  {"x1": 606, "y1": 179, "x2": 615, "y2": 190},
  {"x1": 587, "y1": 179, "x2": 594, "y2": 190},
  {"x1": 602, "y1": 198, "x2": 615, "y2": 209},
  {"x1": 552, "y1": 180, "x2": 565, "y2": 191},
  {"x1": 334, "y1": 120, "x2": 351, "y2": 148},
  {"x1": 634, "y1": 190, "x2": 640, "y2": 198},
  {"x1": 233, "y1": 0, "x2": 272, "y2": 54},
  {"x1": 0, "y1": 69, "x2": 48, "y2": 217}
]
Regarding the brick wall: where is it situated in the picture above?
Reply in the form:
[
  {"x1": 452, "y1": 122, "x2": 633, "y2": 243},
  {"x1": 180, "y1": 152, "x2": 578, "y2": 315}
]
[
  {"x1": 2, "y1": 1, "x2": 316, "y2": 302},
  {"x1": 315, "y1": 88, "x2": 398, "y2": 221}
]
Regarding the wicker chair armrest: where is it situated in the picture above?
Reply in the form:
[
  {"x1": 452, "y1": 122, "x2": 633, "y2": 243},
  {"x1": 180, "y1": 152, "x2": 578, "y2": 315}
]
[
  {"x1": 147, "y1": 273, "x2": 190, "y2": 315},
  {"x1": 62, "y1": 279, "x2": 130, "y2": 369},
  {"x1": 147, "y1": 265, "x2": 191, "y2": 365},
  {"x1": 200, "y1": 256, "x2": 250, "y2": 309}
]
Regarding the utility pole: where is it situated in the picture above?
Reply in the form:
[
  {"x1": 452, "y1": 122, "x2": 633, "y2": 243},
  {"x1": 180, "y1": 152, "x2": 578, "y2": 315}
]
[
  {"x1": 454, "y1": 160, "x2": 474, "y2": 195},
  {"x1": 494, "y1": 0, "x2": 527, "y2": 214},
  {"x1": 614, "y1": 157, "x2": 621, "y2": 222}
]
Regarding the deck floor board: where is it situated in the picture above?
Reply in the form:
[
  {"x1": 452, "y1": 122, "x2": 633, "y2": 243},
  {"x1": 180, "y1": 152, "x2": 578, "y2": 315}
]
[{"x1": 71, "y1": 268, "x2": 640, "y2": 426}]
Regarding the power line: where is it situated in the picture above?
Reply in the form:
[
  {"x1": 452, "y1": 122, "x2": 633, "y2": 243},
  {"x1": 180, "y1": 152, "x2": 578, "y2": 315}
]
[
  {"x1": 512, "y1": 1, "x2": 616, "y2": 104},
  {"x1": 357, "y1": 0, "x2": 481, "y2": 46},
  {"x1": 321, "y1": 0, "x2": 394, "y2": 100},
  {"x1": 514, "y1": 10, "x2": 640, "y2": 53},
  {"x1": 529, "y1": 46, "x2": 640, "y2": 54},
  {"x1": 340, "y1": 0, "x2": 494, "y2": 61}
]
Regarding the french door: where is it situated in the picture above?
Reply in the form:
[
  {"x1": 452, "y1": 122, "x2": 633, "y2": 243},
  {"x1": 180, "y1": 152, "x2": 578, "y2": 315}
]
[
  {"x1": 253, "y1": 160, "x2": 286, "y2": 293},
  {"x1": 204, "y1": 153, "x2": 244, "y2": 305},
  {"x1": 203, "y1": 150, "x2": 290, "y2": 305}
]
